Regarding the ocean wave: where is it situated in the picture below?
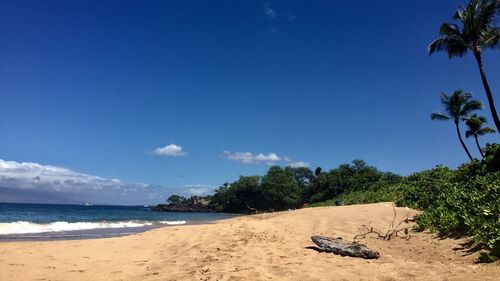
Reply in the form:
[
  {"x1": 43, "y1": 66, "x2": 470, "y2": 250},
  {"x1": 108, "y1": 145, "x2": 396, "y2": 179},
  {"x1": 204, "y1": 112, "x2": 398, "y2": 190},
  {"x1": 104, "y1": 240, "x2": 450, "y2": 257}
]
[
  {"x1": 159, "y1": 220, "x2": 186, "y2": 225},
  {"x1": 0, "y1": 220, "x2": 186, "y2": 235}
]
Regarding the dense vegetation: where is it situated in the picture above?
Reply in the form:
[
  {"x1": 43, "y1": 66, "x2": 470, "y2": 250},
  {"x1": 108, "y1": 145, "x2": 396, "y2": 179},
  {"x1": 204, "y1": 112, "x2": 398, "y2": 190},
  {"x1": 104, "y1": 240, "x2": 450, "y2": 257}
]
[
  {"x1": 164, "y1": 147, "x2": 499, "y2": 260},
  {"x1": 414, "y1": 0, "x2": 500, "y2": 261},
  {"x1": 208, "y1": 160, "x2": 401, "y2": 213},
  {"x1": 308, "y1": 146, "x2": 499, "y2": 261},
  {"x1": 163, "y1": 142, "x2": 499, "y2": 260},
  {"x1": 397, "y1": 145, "x2": 500, "y2": 262}
]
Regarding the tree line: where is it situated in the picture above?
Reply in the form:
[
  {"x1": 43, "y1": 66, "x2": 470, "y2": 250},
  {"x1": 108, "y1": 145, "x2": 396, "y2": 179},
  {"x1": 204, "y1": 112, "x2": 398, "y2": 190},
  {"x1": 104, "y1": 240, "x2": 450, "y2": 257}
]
[{"x1": 204, "y1": 160, "x2": 401, "y2": 213}]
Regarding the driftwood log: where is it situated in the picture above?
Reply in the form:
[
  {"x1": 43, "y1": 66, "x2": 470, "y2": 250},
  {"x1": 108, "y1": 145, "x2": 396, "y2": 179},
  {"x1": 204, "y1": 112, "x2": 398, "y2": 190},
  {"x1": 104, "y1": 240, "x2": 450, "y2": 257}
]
[{"x1": 310, "y1": 235, "x2": 380, "y2": 259}]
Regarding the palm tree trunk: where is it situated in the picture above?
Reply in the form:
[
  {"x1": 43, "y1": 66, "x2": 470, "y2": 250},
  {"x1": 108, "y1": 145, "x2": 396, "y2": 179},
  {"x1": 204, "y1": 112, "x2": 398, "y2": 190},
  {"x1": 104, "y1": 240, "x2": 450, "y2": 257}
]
[
  {"x1": 455, "y1": 122, "x2": 474, "y2": 161},
  {"x1": 474, "y1": 135, "x2": 485, "y2": 159},
  {"x1": 474, "y1": 52, "x2": 500, "y2": 134}
]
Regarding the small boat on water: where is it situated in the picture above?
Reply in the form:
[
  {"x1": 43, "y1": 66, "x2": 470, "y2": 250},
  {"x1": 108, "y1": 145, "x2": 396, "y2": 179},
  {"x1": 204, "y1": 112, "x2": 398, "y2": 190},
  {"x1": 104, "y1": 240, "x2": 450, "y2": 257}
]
[{"x1": 83, "y1": 202, "x2": 93, "y2": 206}]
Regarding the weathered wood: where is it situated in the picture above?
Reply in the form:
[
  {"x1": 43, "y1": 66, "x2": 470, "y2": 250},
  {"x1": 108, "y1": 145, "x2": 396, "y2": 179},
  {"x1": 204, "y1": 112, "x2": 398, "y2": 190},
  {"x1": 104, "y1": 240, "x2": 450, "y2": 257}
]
[{"x1": 310, "y1": 235, "x2": 380, "y2": 259}]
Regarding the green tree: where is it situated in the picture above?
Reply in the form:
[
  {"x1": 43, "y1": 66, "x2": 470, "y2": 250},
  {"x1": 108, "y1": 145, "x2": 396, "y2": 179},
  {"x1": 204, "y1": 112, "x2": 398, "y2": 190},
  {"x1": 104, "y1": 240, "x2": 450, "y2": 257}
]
[
  {"x1": 429, "y1": 0, "x2": 500, "y2": 132},
  {"x1": 431, "y1": 90, "x2": 483, "y2": 161},
  {"x1": 261, "y1": 166, "x2": 301, "y2": 210},
  {"x1": 464, "y1": 114, "x2": 496, "y2": 158},
  {"x1": 286, "y1": 167, "x2": 314, "y2": 203},
  {"x1": 166, "y1": 194, "x2": 186, "y2": 205},
  {"x1": 308, "y1": 172, "x2": 337, "y2": 203},
  {"x1": 231, "y1": 176, "x2": 262, "y2": 211},
  {"x1": 209, "y1": 183, "x2": 232, "y2": 212},
  {"x1": 210, "y1": 177, "x2": 262, "y2": 213},
  {"x1": 285, "y1": 167, "x2": 313, "y2": 187}
]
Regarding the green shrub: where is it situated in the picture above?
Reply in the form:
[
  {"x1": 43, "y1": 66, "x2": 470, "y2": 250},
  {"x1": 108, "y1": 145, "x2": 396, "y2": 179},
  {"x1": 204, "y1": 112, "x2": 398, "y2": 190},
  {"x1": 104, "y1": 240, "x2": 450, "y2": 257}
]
[
  {"x1": 395, "y1": 166, "x2": 454, "y2": 210},
  {"x1": 398, "y1": 161, "x2": 500, "y2": 261},
  {"x1": 309, "y1": 183, "x2": 401, "y2": 207}
]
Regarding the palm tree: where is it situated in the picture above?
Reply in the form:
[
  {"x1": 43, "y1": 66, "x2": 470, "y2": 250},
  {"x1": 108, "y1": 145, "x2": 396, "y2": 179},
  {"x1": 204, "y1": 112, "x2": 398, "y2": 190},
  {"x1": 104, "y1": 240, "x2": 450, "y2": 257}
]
[
  {"x1": 429, "y1": 0, "x2": 500, "y2": 133},
  {"x1": 431, "y1": 90, "x2": 483, "y2": 161},
  {"x1": 464, "y1": 114, "x2": 496, "y2": 158}
]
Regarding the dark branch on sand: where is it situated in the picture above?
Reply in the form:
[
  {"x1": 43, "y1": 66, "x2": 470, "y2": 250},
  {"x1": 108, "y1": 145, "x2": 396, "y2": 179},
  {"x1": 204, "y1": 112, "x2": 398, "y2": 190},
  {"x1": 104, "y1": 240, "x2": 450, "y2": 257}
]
[{"x1": 354, "y1": 204, "x2": 414, "y2": 241}]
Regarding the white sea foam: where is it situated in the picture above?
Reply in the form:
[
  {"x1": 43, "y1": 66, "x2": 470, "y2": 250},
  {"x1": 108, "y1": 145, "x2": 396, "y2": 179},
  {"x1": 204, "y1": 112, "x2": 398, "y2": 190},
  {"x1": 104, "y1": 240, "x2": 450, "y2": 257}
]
[
  {"x1": 159, "y1": 220, "x2": 187, "y2": 225},
  {"x1": 0, "y1": 220, "x2": 186, "y2": 235}
]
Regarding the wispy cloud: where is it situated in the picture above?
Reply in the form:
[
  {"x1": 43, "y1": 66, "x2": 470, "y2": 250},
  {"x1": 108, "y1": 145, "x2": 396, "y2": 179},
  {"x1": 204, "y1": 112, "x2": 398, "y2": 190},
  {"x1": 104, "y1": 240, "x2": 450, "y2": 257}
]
[
  {"x1": 286, "y1": 12, "x2": 296, "y2": 22},
  {"x1": 264, "y1": 2, "x2": 276, "y2": 19},
  {"x1": 287, "y1": 161, "x2": 309, "y2": 168},
  {"x1": 221, "y1": 151, "x2": 281, "y2": 165},
  {"x1": 152, "y1": 144, "x2": 188, "y2": 157},
  {"x1": 263, "y1": 2, "x2": 296, "y2": 32},
  {"x1": 269, "y1": 27, "x2": 279, "y2": 33},
  {"x1": 221, "y1": 151, "x2": 308, "y2": 167},
  {"x1": 183, "y1": 184, "x2": 217, "y2": 196}
]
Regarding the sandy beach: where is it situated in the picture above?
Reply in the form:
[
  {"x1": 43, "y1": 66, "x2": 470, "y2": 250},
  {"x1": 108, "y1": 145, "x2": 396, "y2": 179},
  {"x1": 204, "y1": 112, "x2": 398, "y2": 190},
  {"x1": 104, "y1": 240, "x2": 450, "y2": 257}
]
[{"x1": 0, "y1": 202, "x2": 498, "y2": 281}]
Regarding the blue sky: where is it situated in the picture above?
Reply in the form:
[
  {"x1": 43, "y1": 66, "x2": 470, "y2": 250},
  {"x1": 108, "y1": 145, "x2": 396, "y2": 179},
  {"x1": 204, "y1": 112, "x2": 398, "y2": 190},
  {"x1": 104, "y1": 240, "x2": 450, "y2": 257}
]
[{"x1": 0, "y1": 0, "x2": 499, "y2": 204}]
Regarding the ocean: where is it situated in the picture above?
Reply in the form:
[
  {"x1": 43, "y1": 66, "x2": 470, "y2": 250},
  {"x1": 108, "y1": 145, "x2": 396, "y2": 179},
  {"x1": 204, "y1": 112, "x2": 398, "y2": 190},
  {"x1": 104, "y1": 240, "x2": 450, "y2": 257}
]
[{"x1": 0, "y1": 203, "x2": 236, "y2": 240}]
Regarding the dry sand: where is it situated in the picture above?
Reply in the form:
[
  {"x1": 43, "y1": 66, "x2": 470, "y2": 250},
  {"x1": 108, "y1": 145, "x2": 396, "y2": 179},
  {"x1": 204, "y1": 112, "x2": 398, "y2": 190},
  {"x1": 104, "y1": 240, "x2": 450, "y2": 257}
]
[{"x1": 0, "y1": 202, "x2": 498, "y2": 281}]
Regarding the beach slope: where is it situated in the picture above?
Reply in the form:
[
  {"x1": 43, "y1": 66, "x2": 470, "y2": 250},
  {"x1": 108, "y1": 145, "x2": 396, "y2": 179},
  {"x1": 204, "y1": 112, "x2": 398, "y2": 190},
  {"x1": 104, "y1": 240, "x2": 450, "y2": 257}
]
[{"x1": 0, "y1": 202, "x2": 498, "y2": 280}]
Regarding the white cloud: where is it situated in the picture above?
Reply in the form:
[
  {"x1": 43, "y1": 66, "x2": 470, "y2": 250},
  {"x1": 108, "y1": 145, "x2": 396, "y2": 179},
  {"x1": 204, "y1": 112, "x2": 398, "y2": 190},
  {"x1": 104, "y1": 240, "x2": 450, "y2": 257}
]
[
  {"x1": 0, "y1": 159, "x2": 173, "y2": 205},
  {"x1": 264, "y1": 2, "x2": 276, "y2": 18},
  {"x1": 221, "y1": 151, "x2": 282, "y2": 165},
  {"x1": 0, "y1": 159, "x2": 227, "y2": 205},
  {"x1": 287, "y1": 161, "x2": 310, "y2": 168},
  {"x1": 282, "y1": 156, "x2": 309, "y2": 168},
  {"x1": 255, "y1": 153, "x2": 280, "y2": 162},
  {"x1": 152, "y1": 144, "x2": 187, "y2": 156},
  {"x1": 221, "y1": 151, "x2": 309, "y2": 167},
  {"x1": 183, "y1": 184, "x2": 217, "y2": 196},
  {"x1": 286, "y1": 12, "x2": 296, "y2": 22}
]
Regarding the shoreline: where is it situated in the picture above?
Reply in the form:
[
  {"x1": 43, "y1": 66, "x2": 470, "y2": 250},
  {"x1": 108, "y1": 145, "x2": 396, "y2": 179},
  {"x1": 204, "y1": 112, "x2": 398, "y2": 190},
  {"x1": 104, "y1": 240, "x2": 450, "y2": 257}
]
[
  {"x1": 0, "y1": 218, "x2": 228, "y2": 242},
  {"x1": 0, "y1": 203, "x2": 498, "y2": 281}
]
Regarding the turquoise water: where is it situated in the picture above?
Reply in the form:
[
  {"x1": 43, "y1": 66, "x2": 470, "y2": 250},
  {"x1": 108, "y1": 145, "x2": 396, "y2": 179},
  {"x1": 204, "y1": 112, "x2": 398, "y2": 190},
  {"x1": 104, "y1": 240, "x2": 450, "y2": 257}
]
[{"x1": 0, "y1": 203, "x2": 235, "y2": 240}]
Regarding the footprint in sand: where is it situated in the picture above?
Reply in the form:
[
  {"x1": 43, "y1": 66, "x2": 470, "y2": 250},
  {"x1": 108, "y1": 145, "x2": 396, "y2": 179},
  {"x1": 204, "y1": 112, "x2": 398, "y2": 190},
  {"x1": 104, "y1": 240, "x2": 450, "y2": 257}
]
[{"x1": 134, "y1": 260, "x2": 149, "y2": 266}]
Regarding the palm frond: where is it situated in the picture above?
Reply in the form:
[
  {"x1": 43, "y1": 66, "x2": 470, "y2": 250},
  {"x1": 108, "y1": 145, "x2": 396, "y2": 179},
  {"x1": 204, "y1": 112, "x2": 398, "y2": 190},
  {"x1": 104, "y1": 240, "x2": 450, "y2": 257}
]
[
  {"x1": 431, "y1": 112, "x2": 451, "y2": 121},
  {"x1": 476, "y1": 115, "x2": 487, "y2": 123},
  {"x1": 464, "y1": 113, "x2": 495, "y2": 136},
  {"x1": 439, "y1": 23, "x2": 462, "y2": 37},
  {"x1": 477, "y1": 127, "x2": 496, "y2": 135},
  {"x1": 432, "y1": 0, "x2": 499, "y2": 56},
  {"x1": 465, "y1": 130, "x2": 475, "y2": 138},
  {"x1": 461, "y1": 99, "x2": 483, "y2": 116},
  {"x1": 463, "y1": 113, "x2": 487, "y2": 123},
  {"x1": 481, "y1": 28, "x2": 500, "y2": 49},
  {"x1": 428, "y1": 36, "x2": 468, "y2": 58},
  {"x1": 439, "y1": 93, "x2": 450, "y2": 103},
  {"x1": 455, "y1": 89, "x2": 472, "y2": 100},
  {"x1": 453, "y1": 7, "x2": 466, "y2": 21},
  {"x1": 477, "y1": 0, "x2": 499, "y2": 30}
]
